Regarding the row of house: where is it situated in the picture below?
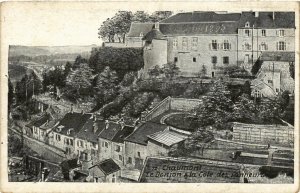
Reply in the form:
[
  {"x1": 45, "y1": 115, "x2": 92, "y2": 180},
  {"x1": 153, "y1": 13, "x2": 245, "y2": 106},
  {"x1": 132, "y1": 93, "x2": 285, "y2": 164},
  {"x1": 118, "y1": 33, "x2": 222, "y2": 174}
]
[{"x1": 123, "y1": 11, "x2": 295, "y2": 79}]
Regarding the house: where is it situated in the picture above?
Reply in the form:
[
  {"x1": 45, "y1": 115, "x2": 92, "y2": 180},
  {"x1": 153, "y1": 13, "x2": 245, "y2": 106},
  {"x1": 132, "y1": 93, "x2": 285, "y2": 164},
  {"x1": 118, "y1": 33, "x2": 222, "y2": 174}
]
[
  {"x1": 26, "y1": 113, "x2": 51, "y2": 142},
  {"x1": 51, "y1": 112, "x2": 92, "y2": 156},
  {"x1": 232, "y1": 122, "x2": 294, "y2": 146},
  {"x1": 75, "y1": 116, "x2": 105, "y2": 170},
  {"x1": 125, "y1": 23, "x2": 154, "y2": 47},
  {"x1": 98, "y1": 120, "x2": 134, "y2": 167},
  {"x1": 125, "y1": 11, "x2": 295, "y2": 78},
  {"x1": 60, "y1": 158, "x2": 82, "y2": 181},
  {"x1": 88, "y1": 159, "x2": 121, "y2": 183},
  {"x1": 251, "y1": 52, "x2": 295, "y2": 98},
  {"x1": 147, "y1": 128, "x2": 188, "y2": 157},
  {"x1": 124, "y1": 122, "x2": 168, "y2": 170}
]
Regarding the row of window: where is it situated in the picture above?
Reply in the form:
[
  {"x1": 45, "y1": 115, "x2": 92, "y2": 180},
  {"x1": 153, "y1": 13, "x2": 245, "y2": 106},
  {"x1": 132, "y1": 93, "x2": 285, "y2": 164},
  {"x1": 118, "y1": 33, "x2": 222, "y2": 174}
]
[
  {"x1": 64, "y1": 138, "x2": 73, "y2": 146},
  {"x1": 244, "y1": 29, "x2": 285, "y2": 37},
  {"x1": 173, "y1": 38, "x2": 232, "y2": 51},
  {"x1": 242, "y1": 41, "x2": 286, "y2": 51},
  {"x1": 174, "y1": 56, "x2": 229, "y2": 65}
]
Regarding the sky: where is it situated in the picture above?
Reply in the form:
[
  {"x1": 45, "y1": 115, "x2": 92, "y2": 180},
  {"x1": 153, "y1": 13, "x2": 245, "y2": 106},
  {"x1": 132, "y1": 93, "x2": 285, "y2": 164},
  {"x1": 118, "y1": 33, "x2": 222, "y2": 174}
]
[{"x1": 1, "y1": 2, "x2": 296, "y2": 47}]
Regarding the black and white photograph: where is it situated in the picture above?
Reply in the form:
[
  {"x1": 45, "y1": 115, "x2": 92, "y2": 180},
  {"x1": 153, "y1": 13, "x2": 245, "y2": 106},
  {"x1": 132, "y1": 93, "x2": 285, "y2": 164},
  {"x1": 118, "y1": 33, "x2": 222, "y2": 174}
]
[{"x1": 1, "y1": 1, "x2": 298, "y2": 191}]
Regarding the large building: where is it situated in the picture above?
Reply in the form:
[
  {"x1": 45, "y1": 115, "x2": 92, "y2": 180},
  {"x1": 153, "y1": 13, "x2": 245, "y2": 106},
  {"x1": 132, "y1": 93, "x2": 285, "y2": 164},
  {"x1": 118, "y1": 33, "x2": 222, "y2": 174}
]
[{"x1": 125, "y1": 11, "x2": 295, "y2": 78}]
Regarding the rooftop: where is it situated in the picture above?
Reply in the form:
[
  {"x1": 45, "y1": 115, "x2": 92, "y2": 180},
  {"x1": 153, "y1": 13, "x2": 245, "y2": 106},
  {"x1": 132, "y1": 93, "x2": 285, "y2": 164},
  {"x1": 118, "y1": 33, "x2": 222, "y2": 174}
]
[
  {"x1": 127, "y1": 23, "x2": 154, "y2": 37},
  {"x1": 76, "y1": 119, "x2": 106, "y2": 143},
  {"x1": 26, "y1": 113, "x2": 51, "y2": 128},
  {"x1": 125, "y1": 122, "x2": 168, "y2": 145},
  {"x1": 147, "y1": 129, "x2": 188, "y2": 147},
  {"x1": 98, "y1": 121, "x2": 121, "y2": 141},
  {"x1": 89, "y1": 159, "x2": 120, "y2": 175},
  {"x1": 54, "y1": 112, "x2": 92, "y2": 137}
]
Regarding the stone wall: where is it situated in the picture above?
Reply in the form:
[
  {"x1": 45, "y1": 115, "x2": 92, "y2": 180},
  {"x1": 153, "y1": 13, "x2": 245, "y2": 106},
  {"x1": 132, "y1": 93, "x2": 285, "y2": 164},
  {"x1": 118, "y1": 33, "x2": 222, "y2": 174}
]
[
  {"x1": 143, "y1": 97, "x2": 171, "y2": 121},
  {"x1": 170, "y1": 98, "x2": 202, "y2": 112}
]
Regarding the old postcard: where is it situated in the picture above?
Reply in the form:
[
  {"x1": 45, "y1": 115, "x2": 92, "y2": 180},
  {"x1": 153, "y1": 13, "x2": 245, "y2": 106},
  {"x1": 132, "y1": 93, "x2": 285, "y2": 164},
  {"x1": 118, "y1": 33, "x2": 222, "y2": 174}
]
[{"x1": 0, "y1": 1, "x2": 299, "y2": 193}]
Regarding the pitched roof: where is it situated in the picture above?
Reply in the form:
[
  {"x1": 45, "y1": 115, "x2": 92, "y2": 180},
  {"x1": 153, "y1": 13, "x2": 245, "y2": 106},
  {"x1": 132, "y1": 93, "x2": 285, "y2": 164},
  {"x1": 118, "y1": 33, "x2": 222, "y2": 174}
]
[
  {"x1": 159, "y1": 22, "x2": 239, "y2": 35},
  {"x1": 260, "y1": 52, "x2": 295, "y2": 62},
  {"x1": 142, "y1": 29, "x2": 166, "y2": 42},
  {"x1": 98, "y1": 121, "x2": 121, "y2": 141},
  {"x1": 89, "y1": 159, "x2": 120, "y2": 175},
  {"x1": 160, "y1": 12, "x2": 241, "y2": 23},
  {"x1": 76, "y1": 119, "x2": 106, "y2": 143},
  {"x1": 125, "y1": 122, "x2": 168, "y2": 145},
  {"x1": 239, "y1": 12, "x2": 295, "y2": 28},
  {"x1": 26, "y1": 114, "x2": 51, "y2": 128},
  {"x1": 147, "y1": 130, "x2": 188, "y2": 147},
  {"x1": 60, "y1": 159, "x2": 80, "y2": 171},
  {"x1": 112, "y1": 126, "x2": 134, "y2": 143},
  {"x1": 54, "y1": 112, "x2": 92, "y2": 137},
  {"x1": 127, "y1": 23, "x2": 154, "y2": 37}
]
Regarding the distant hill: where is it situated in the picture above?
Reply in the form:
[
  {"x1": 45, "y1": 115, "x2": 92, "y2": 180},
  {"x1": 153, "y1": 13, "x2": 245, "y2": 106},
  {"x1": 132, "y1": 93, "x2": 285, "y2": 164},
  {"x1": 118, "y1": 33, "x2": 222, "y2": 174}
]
[{"x1": 9, "y1": 45, "x2": 99, "y2": 57}]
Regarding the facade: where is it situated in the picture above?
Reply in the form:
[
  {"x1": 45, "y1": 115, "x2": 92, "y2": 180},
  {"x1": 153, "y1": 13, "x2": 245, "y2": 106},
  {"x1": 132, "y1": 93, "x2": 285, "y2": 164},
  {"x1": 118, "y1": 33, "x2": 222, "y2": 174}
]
[
  {"x1": 88, "y1": 159, "x2": 121, "y2": 183},
  {"x1": 232, "y1": 122, "x2": 294, "y2": 146},
  {"x1": 125, "y1": 11, "x2": 295, "y2": 78},
  {"x1": 50, "y1": 112, "x2": 92, "y2": 156},
  {"x1": 26, "y1": 113, "x2": 52, "y2": 143},
  {"x1": 125, "y1": 23, "x2": 154, "y2": 47}
]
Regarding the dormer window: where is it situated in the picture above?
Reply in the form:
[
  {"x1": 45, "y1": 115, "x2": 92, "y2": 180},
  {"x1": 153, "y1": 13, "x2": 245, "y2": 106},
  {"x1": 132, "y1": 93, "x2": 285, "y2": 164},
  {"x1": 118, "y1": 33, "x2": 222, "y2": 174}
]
[
  {"x1": 67, "y1": 128, "x2": 73, "y2": 135},
  {"x1": 245, "y1": 22, "x2": 250, "y2": 28},
  {"x1": 139, "y1": 32, "x2": 143, "y2": 37},
  {"x1": 57, "y1": 125, "x2": 64, "y2": 132}
]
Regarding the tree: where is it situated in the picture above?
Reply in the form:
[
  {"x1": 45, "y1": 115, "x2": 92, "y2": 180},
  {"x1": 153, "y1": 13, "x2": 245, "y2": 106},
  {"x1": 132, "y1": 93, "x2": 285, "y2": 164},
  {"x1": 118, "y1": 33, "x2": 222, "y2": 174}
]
[
  {"x1": 73, "y1": 55, "x2": 88, "y2": 69},
  {"x1": 64, "y1": 61, "x2": 73, "y2": 76},
  {"x1": 132, "y1": 11, "x2": 151, "y2": 22},
  {"x1": 162, "y1": 62, "x2": 180, "y2": 79},
  {"x1": 194, "y1": 80, "x2": 234, "y2": 129},
  {"x1": 148, "y1": 65, "x2": 162, "y2": 78},
  {"x1": 8, "y1": 78, "x2": 14, "y2": 110},
  {"x1": 233, "y1": 94, "x2": 258, "y2": 122},
  {"x1": 66, "y1": 63, "x2": 93, "y2": 94},
  {"x1": 149, "y1": 11, "x2": 173, "y2": 22},
  {"x1": 251, "y1": 57, "x2": 263, "y2": 75}
]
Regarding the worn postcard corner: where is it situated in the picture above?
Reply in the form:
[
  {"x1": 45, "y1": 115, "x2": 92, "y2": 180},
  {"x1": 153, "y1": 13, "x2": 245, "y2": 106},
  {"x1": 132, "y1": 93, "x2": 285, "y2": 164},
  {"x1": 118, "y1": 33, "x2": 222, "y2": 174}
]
[{"x1": 0, "y1": 1, "x2": 299, "y2": 193}]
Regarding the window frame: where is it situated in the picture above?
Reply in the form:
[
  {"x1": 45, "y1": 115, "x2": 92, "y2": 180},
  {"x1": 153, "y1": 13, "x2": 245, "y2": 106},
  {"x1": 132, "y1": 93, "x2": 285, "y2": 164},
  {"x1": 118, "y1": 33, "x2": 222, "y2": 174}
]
[
  {"x1": 211, "y1": 56, "x2": 217, "y2": 64},
  {"x1": 223, "y1": 40, "x2": 230, "y2": 50},
  {"x1": 192, "y1": 37, "x2": 198, "y2": 50},
  {"x1": 261, "y1": 29, "x2": 266, "y2": 37},
  {"x1": 223, "y1": 56, "x2": 229, "y2": 65},
  {"x1": 173, "y1": 38, "x2": 178, "y2": 49},
  {"x1": 245, "y1": 29, "x2": 250, "y2": 37},
  {"x1": 211, "y1": 40, "x2": 218, "y2": 50},
  {"x1": 182, "y1": 37, "x2": 188, "y2": 50}
]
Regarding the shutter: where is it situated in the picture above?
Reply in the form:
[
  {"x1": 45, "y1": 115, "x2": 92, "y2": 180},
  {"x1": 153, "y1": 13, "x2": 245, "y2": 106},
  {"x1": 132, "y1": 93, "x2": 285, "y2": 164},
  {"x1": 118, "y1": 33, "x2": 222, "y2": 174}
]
[
  {"x1": 266, "y1": 44, "x2": 268, "y2": 50},
  {"x1": 220, "y1": 43, "x2": 223, "y2": 50},
  {"x1": 259, "y1": 45, "x2": 261, "y2": 50},
  {"x1": 284, "y1": 43, "x2": 286, "y2": 50},
  {"x1": 276, "y1": 42, "x2": 278, "y2": 50},
  {"x1": 217, "y1": 43, "x2": 220, "y2": 50},
  {"x1": 229, "y1": 43, "x2": 231, "y2": 50},
  {"x1": 276, "y1": 30, "x2": 278, "y2": 36},
  {"x1": 209, "y1": 43, "x2": 211, "y2": 50},
  {"x1": 242, "y1": 45, "x2": 244, "y2": 50}
]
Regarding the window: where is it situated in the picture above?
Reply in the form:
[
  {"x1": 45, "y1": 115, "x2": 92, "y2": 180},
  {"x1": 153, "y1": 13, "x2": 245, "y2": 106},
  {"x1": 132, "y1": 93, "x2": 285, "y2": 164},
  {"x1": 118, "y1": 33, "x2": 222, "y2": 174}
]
[
  {"x1": 173, "y1": 38, "x2": 178, "y2": 49},
  {"x1": 245, "y1": 29, "x2": 250, "y2": 37},
  {"x1": 260, "y1": 42, "x2": 268, "y2": 51},
  {"x1": 137, "y1": 152, "x2": 141, "y2": 158},
  {"x1": 193, "y1": 57, "x2": 196, "y2": 62},
  {"x1": 245, "y1": 22, "x2": 250, "y2": 27},
  {"x1": 105, "y1": 142, "x2": 108, "y2": 148},
  {"x1": 276, "y1": 88, "x2": 279, "y2": 93},
  {"x1": 182, "y1": 37, "x2": 188, "y2": 50},
  {"x1": 70, "y1": 139, "x2": 73, "y2": 146},
  {"x1": 243, "y1": 43, "x2": 252, "y2": 50},
  {"x1": 211, "y1": 56, "x2": 217, "y2": 64},
  {"x1": 278, "y1": 30, "x2": 284, "y2": 37},
  {"x1": 174, "y1": 57, "x2": 178, "y2": 62},
  {"x1": 261, "y1": 29, "x2": 266, "y2": 36},
  {"x1": 211, "y1": 40, "x2": 217, "y2": 50},
  {"x1": 56, "y1": 134, "x2": 61, "y2": 141},
  {"x1": 268, "y1": 80, "x2": 273, "y2": 84},
  {"x1": 115, "y1": 145, "x2": 121, "y2": 152},
  {"x1": 223, "y1": 40, "x2": 230, "y2": 50},
  {"x1": 192, "y1": 37, "x2": 198, "y2": 50},
  {"x1": 223, "y1": 57, "x2": 229, "y2": 65},
  {"x1": 92, "y1": 142, "x2": 97, "y2": 148},
  {"x1": 33, "y1": 126, "x2": 37, "y2": 134},
  {"x1": 119, "y1": 155, "x2": 123, "y2": 161},
  {"x1": 41, "y1": 131, "x2": 44, "y2": 136},
  {"x1": 128, "y1": 157, "x2": 132, "y2": 164},
  {"x1": 277, "y1": 41, "x2": 286, "y2": 51},
  {"x1": 112, "y1": 174, "x2": 116, "y2": 183}
]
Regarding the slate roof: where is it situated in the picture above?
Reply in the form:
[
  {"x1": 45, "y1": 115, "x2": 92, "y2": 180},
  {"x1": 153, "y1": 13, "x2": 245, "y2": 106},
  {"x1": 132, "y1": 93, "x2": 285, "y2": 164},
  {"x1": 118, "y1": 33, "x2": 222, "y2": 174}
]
[
  {"x1": 89, "y1": 159, "x2": 120, "y2": 175},
  {"x1": 54, "y1": 112, "x2": 92, "y2": 137},
  {"x1": 112, "y1": 126, "x2": 135, "y2": 143},
  {"x1": 238, "y1": 12, "x2": 295, "y2": 28},
  {"x1": 159, "y1": 22, "x2": 239, "y2": 35},
  {"x1": 160, "y1": 12, "x2": 241, "y2": 23},
  {"x1": 142, "y1": 29, "x2": 166, "y2": 42},
  {"x1": 125, "y1": 122, "x2": 168, "y2": 145},
  {"x1": 127, "y1": 23, "x2": 154, "y2": 37},
  {"x1": 147, "y1": 130, "x2": 188, "y2": 147},
  {"x1": 60, "y1": 158, "x2": 81, "y2": 171},
  {"x1": 98, "y1": 122, "x2": 121, "y2": 141},
  {"x1": 26, "y1": 113, "x2": 51, "y2": 128},
  {"x1": 260, "y1": 52, "x2": 295, "y2": 62},
  {"x1": 76, "y1": 119, "x2": 106, "y2": 143}
]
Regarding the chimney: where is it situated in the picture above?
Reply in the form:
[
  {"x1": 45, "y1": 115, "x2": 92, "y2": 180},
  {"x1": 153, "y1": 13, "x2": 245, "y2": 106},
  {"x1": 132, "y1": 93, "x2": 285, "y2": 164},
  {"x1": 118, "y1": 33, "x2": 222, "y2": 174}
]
[
  {"x1": 93, "y1": 123, "x2": 98, "y2": 133},
  {"x1": 154, "y1": 22, "x2": 159, "y2": 30},
  {"x1": 120, "y1": 121, "x2": 125, "y2": 130},
  {"x1": 272, "y1": 12, "x2": 275, "y2": 20},
  {"x1": 70, "y1": 104, "x2": 73, "y2": 114},
  {"x1": 81, "y1": 110, "x2": 84, "y2": 115},
  {"x1": 93, "y1": 114, "x2": 97, "y2": 122},
  {"x1": 105, "y1": 120, "x2": 109, "y2": 130},
  {"x1": 255, "y1": 11, "x2": 259, "y2": 18}
]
